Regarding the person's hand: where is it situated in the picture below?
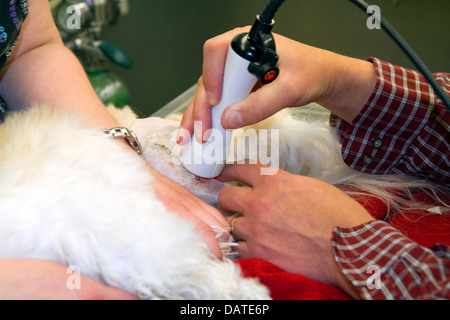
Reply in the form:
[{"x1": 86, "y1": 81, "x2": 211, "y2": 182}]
[
  {"x1": 178, "y1": 27, "x2": 376, "y2": 144},
  {"x1": 146, "y1": 164, "x2": 229, "y2": 259},
  {"x1": 0, "y1": 259, "x2": 135, "y2": 300},
  {"x1": 217, "y1": 163, "x2": 374, "y2": 298}
]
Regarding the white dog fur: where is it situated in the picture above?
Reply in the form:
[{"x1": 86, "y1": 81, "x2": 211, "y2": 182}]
[{"x1": 0, "y1": 104, "x2": 447, "y2": 299}]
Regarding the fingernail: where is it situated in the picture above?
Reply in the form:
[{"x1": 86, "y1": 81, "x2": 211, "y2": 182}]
[
  {"x1": 206, "y1": 91, "x2": 218, "y2": 106},
  {"x1": 202, "y1": 129, "x2": 211, "y2": 142},
  {"x1": 176, "y1": 127, "x2": 189, "y2": 145},
  {"x1": 194, "y1": 121, "x2": 203, "y2": 143},
  {"x1": 225, "y1": 110, "x2": 243, "y2": 129}
]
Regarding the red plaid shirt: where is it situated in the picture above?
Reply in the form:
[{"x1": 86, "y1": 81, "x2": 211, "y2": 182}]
[
  {"x1": 331, "y1": 57, "x2": 450, "y2": 184},
  {"x1": 332, "y1": 221, "x2": 450, "y2": 300},
  {"x1": 331, "y1": 58, "x2": 450, "y2": 299}
]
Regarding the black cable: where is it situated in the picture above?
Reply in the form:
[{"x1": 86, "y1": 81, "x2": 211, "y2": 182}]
[
  {"x1": 348, "y1": 0, "x2": 450, "y2": 111},
  {"x1": 259, "y1": 0, "x2": 287, "y2": 24},
  {"x1": 256, "y1": 0, "x2": 450, "y2": 111}
]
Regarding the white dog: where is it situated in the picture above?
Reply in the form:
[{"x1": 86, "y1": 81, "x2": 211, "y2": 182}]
[
  {"x1": 0, "y1": 105, "x2": 269, "y2": 299},
  {"x1": 0, "y1": 104, "x2": 446, "y2": 299}
]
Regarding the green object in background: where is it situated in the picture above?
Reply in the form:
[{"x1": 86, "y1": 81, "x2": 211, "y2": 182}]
[
  {"x1": 100, "y1": 41, "x2": 133, "y2": 70},
  {"x1": 87, "y1": 41, "x2": 133, "y2": 108},
  {"x1": 88, "y1": 68, "x2": 130, "y2": 108},
  {"x1": 50, "y1": 0, "x2": 132, "y2": 108}
]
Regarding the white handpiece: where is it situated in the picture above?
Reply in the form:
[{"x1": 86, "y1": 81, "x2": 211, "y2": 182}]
[{"x1": 182, "y1": 45, "x2": 258, "y2": 178}]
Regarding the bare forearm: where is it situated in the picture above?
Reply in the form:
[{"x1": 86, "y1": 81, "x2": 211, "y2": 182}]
[
  {"x1": 318, "y1": 54, "x2": 377, "y2": 124},
  {"x1": 182, "y1": 29, "x2": 378, "y2": 134},
  {"x1": 0, "y1": 43, "x2": 118, "y2": 128},
  {"x1": 0, "y1": 0, "x2": 119, "y2": 128}
]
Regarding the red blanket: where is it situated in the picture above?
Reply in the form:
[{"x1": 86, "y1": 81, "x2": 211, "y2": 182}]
[{"x1": 236, "y1": 191, "x2": 450, "y2": 300}]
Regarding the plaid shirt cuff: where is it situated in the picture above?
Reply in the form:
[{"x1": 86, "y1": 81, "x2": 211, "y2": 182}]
[
  {"x1": 332, "y1": 220, "x2": 450, "y2": 300},
  {"x1": 330, "y1": 57, "x2": 450, "y2": 184}
]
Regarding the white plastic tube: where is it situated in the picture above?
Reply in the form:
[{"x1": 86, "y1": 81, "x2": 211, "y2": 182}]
[{"x1": 181, "y1": 45, "x2": 257, "y2": 178}]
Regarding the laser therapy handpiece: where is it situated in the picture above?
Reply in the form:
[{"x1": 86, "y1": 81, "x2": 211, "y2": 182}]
[{"x1": 182, "y1": 14, "x2": 281, "y2": 178}]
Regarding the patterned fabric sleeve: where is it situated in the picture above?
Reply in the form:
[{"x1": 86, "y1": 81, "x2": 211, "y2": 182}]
[
  {"x1": 0, "y1": 0, "x2": 29, "y2": 69},
  {"x1": 330, "y1": 61, "x2": 450, "y2": 299},
  {"x1": 332, "y1": 220, "x2": 450, "y2": 300},
  {"x1": 330, "y1": 57, "x2": 450, "y2": 184},
  {"x1": 0, "y1": 0, "x2": 29, "y2": 123},
  {"x1": 0, "y1": 95, "x2": 8, "y2": 123}
]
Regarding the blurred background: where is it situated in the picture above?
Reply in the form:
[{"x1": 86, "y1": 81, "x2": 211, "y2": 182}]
[{"x1": 54, "y1": 0, "x2": 450, "y2": 117}]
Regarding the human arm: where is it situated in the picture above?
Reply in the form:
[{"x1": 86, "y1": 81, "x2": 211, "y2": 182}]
[
  {"x1": 178, "y1": 27, "x2": 376, "y2": 143},
  {"x1": 218, "y1": 163, "x2": 450, "y2": 299},
  {"x1": 0, "y1": 0, "x2": 118, "y2": 128},
  {"x1": 333, "y1": 220, "x2": 450, "y2": 300},
  {"x1": 179, "y1": 28, "x2": 449, "y2": 183},
  {"x1": 217, "y1": 163, "x2": 374, "y2": 299},
  {"x1": 0, "y1": 0, "x2": 228, "y2": 253},
  {"x1": 0, "y1": 0, "x2": 228, "y2": 298},
  {"x1": 330, "y1": 57, "x2": 450, "y2": 184},
  {"x1": 0, "y1": 259, "x2": 135, "y2": 299}
]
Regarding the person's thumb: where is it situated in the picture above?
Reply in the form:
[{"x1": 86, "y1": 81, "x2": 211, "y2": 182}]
[{"x1": 221, "y1": 82, "x2": 292, "y2": 129}]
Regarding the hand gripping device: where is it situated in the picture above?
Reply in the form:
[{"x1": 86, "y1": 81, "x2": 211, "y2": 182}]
[
  {"x1": 181, "y1": 7, "x2": 283, "y2": 178},
  {"x1": 182, "y1": 0, "x2": 450, "y2": 179}
]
